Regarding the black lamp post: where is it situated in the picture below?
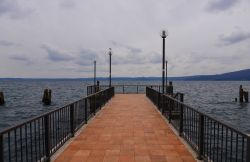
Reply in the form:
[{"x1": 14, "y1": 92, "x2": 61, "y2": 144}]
[
  {"x1": 161, "y1": 30, "x2": 168, "y2": 94},
  {"x1": 108, "y1": 48, "x2": 112, "y2": 88},
  {"x1": 94, "y1": 60, "x2": 96, "y2": 91},
  {"x1": 166, "y1": 60, "x2": 168, "y2": 90}
]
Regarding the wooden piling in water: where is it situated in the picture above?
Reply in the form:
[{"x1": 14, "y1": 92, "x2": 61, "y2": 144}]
[
  {"x1": 42, "y1": 89, "x2": 52, "y2": 105},
  {"x1": 167, "y1": 81, "x2": 173, "y2": 94},
  {"x1": 239, "y1": 85, "x2": 249, "y2": 103},
  {"x1": 239, "y1": 85, "x2": 244, "y2": 103},
  {"x1": 0, "y1": 92, "x2": 5, "y2": 105}
]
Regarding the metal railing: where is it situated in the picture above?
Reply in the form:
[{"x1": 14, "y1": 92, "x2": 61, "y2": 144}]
[
  {"x1": 0, "y1": 87, "x2": 114, "y2": 162},
  {"x1": 146, "y1": 86, "x2": 250, "y2": 162},
  {"x1": 87, "y1": 85, "x2": 163, "y2": 95}
]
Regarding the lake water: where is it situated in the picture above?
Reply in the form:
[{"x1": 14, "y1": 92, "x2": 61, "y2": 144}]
[{"x1": 0, "y1": 79, "x2": 250, "y2": 134}]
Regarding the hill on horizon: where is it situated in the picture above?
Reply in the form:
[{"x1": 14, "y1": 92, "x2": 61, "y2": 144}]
[
  {"x1": 1, "y1": 69, "x2": 250, "y2": 81},
  {"x1": 172, "y1": 68, "x2": 250, "y2": 81}
]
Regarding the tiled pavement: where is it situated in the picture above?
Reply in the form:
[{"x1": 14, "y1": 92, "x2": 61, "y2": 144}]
[{"x1": 54, "y1": 94, "x2": 197, "y2": 162}]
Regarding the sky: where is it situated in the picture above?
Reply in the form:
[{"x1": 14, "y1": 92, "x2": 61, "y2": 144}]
[{"x1": 0, "y1": 0, "x2": 250, "y2": 78}]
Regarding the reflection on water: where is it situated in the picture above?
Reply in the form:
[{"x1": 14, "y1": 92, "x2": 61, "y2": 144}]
[{"x1": 0, "y1": 80, "x2": 250, "y2": 133}]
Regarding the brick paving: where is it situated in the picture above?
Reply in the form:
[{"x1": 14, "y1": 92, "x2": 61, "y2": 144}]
[{"x1": 54, "y1": 94, "x2": 196, "y2": 162}]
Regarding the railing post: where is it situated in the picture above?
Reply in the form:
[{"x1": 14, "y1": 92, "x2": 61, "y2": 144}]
[
  {"x1": 70, "y1": 104, "x2": 75, "y2": 137},
  {"x1": 158, "y1": 92, "x2": 161, "y2": 108},
  {"x1": 179, "y1": 102, "x2": 183, "y2": 136},
  {"x1": 44, "y1": 115, "x2": 51, "y2": 162},
  {"x1": 198, "y1": 114, "x2": 204, "y2": 160},
  {"x1": 247, "y1": 137, "x2": 250, "y2": 162},
  {"x1": 123, "y1": 85, "x2": 125, "y2": 94},
  {"x1": 169, "y1": 100, "x2": 172, "y2": 123},
  {"x1": 94, "y1": 95, "x2": 96, "y2": 115},
  {"x1": 180, "y1": 93, "x2": 184, "y2": 102},
  {"x1": 85, "y1": 98, "x2": 88, "y2": 124},
  {"x1": 137, "y1": 85, "x2": 138, "y2": 94},
  {"x1": 0, "y1": 134, "x2": 3, "y2": 162},
  {"x1": 161, "y1": 94, "x2": 164, "y2": 114}
]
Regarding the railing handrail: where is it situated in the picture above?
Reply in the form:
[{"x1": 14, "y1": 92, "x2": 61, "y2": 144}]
[
  {"x1": 0, "y1": 87, "x2": 113, "y2": 135},
  {"x1": 161, "y1": 92, "x2": 249, "y2": 138},
  {"x1": 146, "y1": 86, "x2": 250, "y2": 161}
]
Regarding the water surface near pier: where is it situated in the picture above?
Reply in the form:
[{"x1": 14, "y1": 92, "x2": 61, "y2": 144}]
[{"x1": 0, "y1": 79, "x2": 250, "y2": 133}]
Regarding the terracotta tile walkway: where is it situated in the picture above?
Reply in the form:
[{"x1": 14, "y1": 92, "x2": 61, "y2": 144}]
[{"x1": 54, "y1": 94, "x2": 196, "y2": 162}]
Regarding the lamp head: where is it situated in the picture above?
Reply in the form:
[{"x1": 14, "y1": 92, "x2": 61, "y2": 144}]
[
  {"x1": 161, "y1": 30, "x2": 168, "y2": 38},
  {"x1": 109, "y1": 48, "x2": 112, "y2": 55}
]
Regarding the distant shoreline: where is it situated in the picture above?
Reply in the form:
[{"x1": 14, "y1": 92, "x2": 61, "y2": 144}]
[{"x1": 1, "y1": 68, "x2": 250, "y2": 81}]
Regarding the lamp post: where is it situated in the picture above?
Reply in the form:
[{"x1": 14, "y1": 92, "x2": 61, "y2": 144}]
[
  {"x1": 108, "y1": 48, "x2": 112, "y2": 88},
  {"x1": 161, "y1": 30, "x2": 168, "y2": 94},
  {"x1": 166, "y1": 60, "x2": 168, "y2": 91},
  {"x1": 94, "y1": 60, "x2": 96, "y2": 92}
]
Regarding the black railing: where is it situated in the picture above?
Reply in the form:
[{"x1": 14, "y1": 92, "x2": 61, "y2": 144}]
[
  {"x1": 87, "y1": 85, "x2": 163, "y2": 95},
  {"x1": 0, "y1": 87, "x2": 114, "y2": 162},
  {"x1": 146, "y1": 87, "x2": 250, "y2": 162}
]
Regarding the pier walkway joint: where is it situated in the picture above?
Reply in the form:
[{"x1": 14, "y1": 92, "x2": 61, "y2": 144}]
[{"x1": 54, "y1": 94, "x2": 196, "y2": 162}]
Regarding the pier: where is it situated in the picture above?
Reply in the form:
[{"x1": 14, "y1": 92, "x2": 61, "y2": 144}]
[
  {"x1": 53, "y1": 94, "x2": 195, "y2": 162},
  {"x1": 1, "y1": 85, "x2": 250, "y2": 162}
]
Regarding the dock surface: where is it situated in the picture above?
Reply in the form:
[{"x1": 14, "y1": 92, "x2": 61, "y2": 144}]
[{"x1": 54, "y1": 94, "x2": 196, "y2": 162}]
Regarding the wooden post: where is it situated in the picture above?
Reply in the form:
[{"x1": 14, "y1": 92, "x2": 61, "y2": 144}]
[
  {"x1": 168, "y1": 81, "x2": 173, "y2": 95},
  {"x1": 239, "y1": 85, "x2": 244, "y2": 103},
  {"x1": 42, "y1": 89, "x2": 52, "y2": 105},
  {"x1": 0, "y1": 92, "x2": 5, "y2": 105}
]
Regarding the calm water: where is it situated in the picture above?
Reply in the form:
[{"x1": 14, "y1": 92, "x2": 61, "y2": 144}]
[{"x1": 0, "y1": 79, "x2": 250, "y2": 133}]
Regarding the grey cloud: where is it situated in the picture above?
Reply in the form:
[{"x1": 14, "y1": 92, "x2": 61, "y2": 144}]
[
  {"x1": 41, "y1": 44, "x2": 74, "y2": 62},
  {"x1": 218, "y1": 31, "x2": 250, "y2": 45},
  {"x1": 9, "y1": 55, "x2": 32, "y2": 64},
  {"x1": 112, "y1": 51, "x2": 161, "y2": 65},
  {"x1": 206, "y1": 0, "x2": 238, "y2": 12},
  {"x1": 0, "y1": 0, "x2": 32, "y2": 19},
  {"x1": 111, "y1": 41, "x2": 142, "y2": 54},
  {"x1": 148, "y1": 52, "x2": 162, "y2": 64},
  {"x1": 0, "y1": 40, "x2": 15, "y2": 46},
  {"x1": 74, "y1": 49, "x2": 100, "y2": 66}
]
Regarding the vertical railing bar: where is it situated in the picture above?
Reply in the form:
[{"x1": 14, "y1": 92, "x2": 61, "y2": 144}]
[
  {"x1": 14, "y1": 129, "x2": 17, "y2": 162},
  {"x1": 230, "y1": 131, "x2": 233, "y2": 162},
  {"x1": 44, "y1": 114, "x2": 51, "y2": 162},
  {"x1": 38, "y1": 119, "x2": 41, "y2": 161},
  {"x1": 0, "y1": 133, "x2": 3, "y2": 162},
  {"x1": 8, "y1": 132, "x2": 11, "y2": 162},
  {"x1": 85, "y1": 98, "x2": 88, "y2": 124},
  {"x1": 62, "y1": 108, "x2": 65, "y2": 142},
  {"x1": 212, "y1": 121, "x2": 215, "y2": 161},
  {"x1": 20, "y1": 126, "x2": 23, "y2": 162},
  {"x1": 217, "y1": 123, "x2": 219, "y2": 161},
  {"x1": 34, "y1": 120, "x2": 38, "y2": 162},
  {"x1": 236, "y1": 133, "x2": 238, "y2": 162},
  {"x1": 42, "y1": 117, "x2": 45, "y2": 159},
  {"x1": 209, "y1": 119, "x2": 212, "y2": 161},
  {"x1": 198, "y1": 113, "x2": 204, "y2": 160},
  {"x1": 246, "y1": 137, "x2": 250, "y2": 162},
  {"x1": 51, "y1": 114, "x2": 53, "y2": 152},
  {"x1": 24, "y1": 124, "x2": 29, "y2": 162},
  {"x1": 225, "y1": 128, "x2": 228, "y2": 162},
  {"x1": 70, "y1": 104, "x2": 75, "y2": 137},
  {"x1": 221, "y1": 125, "x2": 223, "y2": 162},
  {"x1": 55, "y1": 112, "x2": 58, "y2": 148},
  {"x1": 241, "y1": 136, "x2": 244, "y2": 162}
]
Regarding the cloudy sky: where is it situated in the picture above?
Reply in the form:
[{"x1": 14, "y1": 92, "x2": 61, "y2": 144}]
[{"x1": 0, "y1": 0, "x2": 250, "y2": 78}]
